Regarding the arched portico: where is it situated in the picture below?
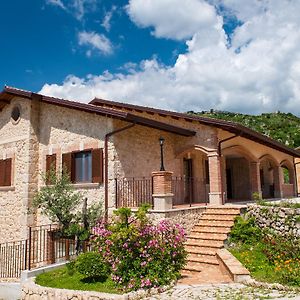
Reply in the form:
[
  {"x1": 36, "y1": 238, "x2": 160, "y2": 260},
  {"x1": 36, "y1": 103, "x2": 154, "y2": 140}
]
[
  {"x1": 222, "y1": 145, "x2": 257, "y2": 202},
  {"x1": 280, "y1": 159, "x2": 296, "y2": 198},
  {"x1": 259, "y1": 154, "x2": 281, "y2": 198}
]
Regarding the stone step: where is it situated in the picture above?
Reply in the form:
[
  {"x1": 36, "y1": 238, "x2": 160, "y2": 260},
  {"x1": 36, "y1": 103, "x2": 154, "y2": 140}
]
[
  {"x1": 197, "y1": 220, "x2": 235, "y2": 228},
  {"x1": 188, "y1": 232, "x2": 228, "y2": 241},
  {"x1": 180, "y1": 269, "x2": 201, "y2": 277},
  {"x1": 185, "y1": 246, "x2": 217, "y2": 256},
  {"x1": 204, "y1": 209, "x2": 241, "y2": 215},
  {"x1": 183, "y1": 261, "x2": 203, "y2": 272},
  {"x1": 191, "y1": 226, "x2": 231, "y2": 234},
  {"x1": 201, "y1": 214, "x2": 237, "y2": 221},
  {"x1": 187, "y1": 253, "x2": 219, "y2": 265},
  {"x1": 185, "y1": 238, "x2": 224, "y2": 248}
]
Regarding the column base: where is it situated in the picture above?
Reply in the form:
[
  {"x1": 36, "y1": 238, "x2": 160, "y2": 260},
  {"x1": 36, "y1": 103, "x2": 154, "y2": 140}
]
[
  {"x1": 209, "y1": 192, "x2": 223, "y2": 205},
  {"x1": 153, "y1": 194, "x2": 173, "y2": 211}
]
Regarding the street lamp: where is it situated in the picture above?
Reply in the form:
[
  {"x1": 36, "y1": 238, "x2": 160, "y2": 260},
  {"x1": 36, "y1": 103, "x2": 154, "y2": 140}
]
[{"x1": 159, "y1": 137, "x2": 165, "y2": 171}]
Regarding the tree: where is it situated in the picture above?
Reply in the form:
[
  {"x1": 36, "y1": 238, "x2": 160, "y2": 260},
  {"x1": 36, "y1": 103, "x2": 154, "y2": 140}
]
[{"x1": 32, "y1": 167, "x2": 102, "y2": 250}]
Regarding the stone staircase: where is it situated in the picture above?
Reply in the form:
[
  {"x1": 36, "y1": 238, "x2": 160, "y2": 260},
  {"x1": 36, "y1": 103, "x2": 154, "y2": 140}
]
[{"x1": 182, "y1": 206, "x2": 242, "y2": 279}]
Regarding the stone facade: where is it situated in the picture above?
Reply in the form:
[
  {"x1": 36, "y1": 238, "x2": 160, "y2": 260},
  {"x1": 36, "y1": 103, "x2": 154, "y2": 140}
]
[
  {"x1": 247, "y1": 204, "x2": 300, "y2": 237},
  {"x1": 0, "y1": 93, "x2": 298, "y2": 245}
]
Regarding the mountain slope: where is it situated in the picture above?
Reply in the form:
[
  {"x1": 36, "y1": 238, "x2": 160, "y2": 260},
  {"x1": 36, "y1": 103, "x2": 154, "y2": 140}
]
[{"x1": 187, "y1": 111, "x2": 300, "y2": 148}]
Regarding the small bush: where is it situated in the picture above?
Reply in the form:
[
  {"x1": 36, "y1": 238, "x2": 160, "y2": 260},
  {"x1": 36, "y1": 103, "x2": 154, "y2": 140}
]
[
  {"x1": 66, "y1": 260, "x2": 76, "y2": 275},
  {"x1": 75, "y1": 252, "x2": 109, "y2": 280},
  {"x1": 92, "y1": 205, "x2": 187, "y2": 291},
  {"x1": 274, "y1": 258, "x2": 300, "y2": 286},
  {"x1": 229, "y1": 216, "x2": 262, "y2": 244}
]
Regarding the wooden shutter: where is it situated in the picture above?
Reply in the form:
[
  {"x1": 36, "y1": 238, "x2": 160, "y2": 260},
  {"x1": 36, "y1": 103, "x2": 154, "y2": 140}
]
[
  {"x1": 46, "y1": 154, "x2": 57, "y2": 184},
  {"x1": 62, "y1": 152, "x2": 75, "y2": 182},
  {"x1": 4, "y1": 159, "x2": 12, "y2": 186},
  {"x1": 0, "y1": 160, "x2": 4, "y2": 186},
  {"x1": 92, "y1": 148, "x2": 103, "y2": 183}
]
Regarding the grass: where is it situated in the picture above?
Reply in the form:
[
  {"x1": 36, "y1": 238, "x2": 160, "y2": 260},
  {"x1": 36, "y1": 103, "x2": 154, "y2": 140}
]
[
  {"x1": 35, "y1": 266, "x2": 120, "y2": 294},
  {"x1": 229, "y1": 242, "x2": 279, "y2": 284}
]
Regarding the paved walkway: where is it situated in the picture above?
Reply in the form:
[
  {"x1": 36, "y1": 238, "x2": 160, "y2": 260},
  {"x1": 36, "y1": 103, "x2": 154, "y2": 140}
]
[{"x1": 146, "y1": 283, "x2": 300, "y2": 300}]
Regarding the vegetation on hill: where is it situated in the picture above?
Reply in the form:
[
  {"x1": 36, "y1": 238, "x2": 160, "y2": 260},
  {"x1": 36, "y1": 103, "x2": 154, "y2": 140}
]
[{"x1": 187, "y1": 110, "x2": 300, "y2": 148}]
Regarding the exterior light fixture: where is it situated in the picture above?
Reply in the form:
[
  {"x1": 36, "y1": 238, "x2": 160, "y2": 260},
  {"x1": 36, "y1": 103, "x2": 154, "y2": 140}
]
[{"x1": 159, "y1": 137, "x2": 165, "y2": 171}]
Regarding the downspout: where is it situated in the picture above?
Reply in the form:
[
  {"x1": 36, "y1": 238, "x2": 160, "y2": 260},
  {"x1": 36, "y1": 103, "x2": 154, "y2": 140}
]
[
  {"x1": 217, "y1": 133, "x2": 240, "y2": 204},
  {"x1": 293, "y1": 158, "x2": 300, "y2": 196},
  {"x1": 104, "y1": 122, "x2": 136, "y2": 219}
]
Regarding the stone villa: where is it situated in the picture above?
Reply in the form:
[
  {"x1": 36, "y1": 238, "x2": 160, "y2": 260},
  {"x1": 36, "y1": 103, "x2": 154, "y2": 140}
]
[{"x1": 0, "y1": 86, "x2": 300, "y2": 244}]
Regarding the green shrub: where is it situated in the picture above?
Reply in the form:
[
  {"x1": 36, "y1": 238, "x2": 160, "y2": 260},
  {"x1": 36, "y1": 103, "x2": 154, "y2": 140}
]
[
  {"x1": 229, "y1": 216, "x2": 262, "y2": 244},
  {"x1": 275, "y1": 258, "x2": 300, "y2": 286},
  {"x1": 75, "y1": 252, "x2": 109, "y2": 280},
  {"x1": 66, "y1": 259, "x2": 76, "y2": 275},
  {"x1": 92, "y1": 205, "x2": 187, "y2": 291}
]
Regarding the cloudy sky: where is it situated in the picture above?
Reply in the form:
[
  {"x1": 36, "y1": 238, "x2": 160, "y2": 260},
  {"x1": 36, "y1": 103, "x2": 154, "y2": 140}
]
[{"x1": 1, "y1": 0, "x2": 300, "y2": 115}]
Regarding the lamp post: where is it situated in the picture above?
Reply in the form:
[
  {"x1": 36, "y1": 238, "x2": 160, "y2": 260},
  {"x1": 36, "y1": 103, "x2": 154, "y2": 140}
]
[{"x1": 159, "y1": 137, "x2": 165, "y2": 171}]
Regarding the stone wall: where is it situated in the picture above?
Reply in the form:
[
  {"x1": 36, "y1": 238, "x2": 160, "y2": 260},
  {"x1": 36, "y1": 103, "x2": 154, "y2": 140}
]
[
  {"x1": 0, "y1": 98, "x2": 32, "y2": 243},
  {"x1": 247, "y1": 204, "x2": 300, "y2": 237},
  {"x1": 149, "y1": 206, "x2": 206, "y2": 234}
]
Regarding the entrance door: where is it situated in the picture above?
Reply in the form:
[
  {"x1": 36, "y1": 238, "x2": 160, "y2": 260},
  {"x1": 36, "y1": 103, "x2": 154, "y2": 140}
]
[
  {"x1": 183, "y1": 159, "x2": 193, "y2": 203},
  {"x1": 226, "y1": 168, "x2": 233, "y2": 199}
]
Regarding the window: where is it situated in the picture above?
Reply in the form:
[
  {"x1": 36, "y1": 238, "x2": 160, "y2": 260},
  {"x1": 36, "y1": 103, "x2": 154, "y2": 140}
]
[
  {"x1": 62, "y1": 149, "x2": 103, "y2": 184},
  {"x1": 11, "y1": 106, "x2": 21, "y2": 124},
  {"x1": 75, "y1": 151, "x2": 92, "y2": 183},
  {"x1": 0, "y1": 158, "x2": 12, "y2": 186}
]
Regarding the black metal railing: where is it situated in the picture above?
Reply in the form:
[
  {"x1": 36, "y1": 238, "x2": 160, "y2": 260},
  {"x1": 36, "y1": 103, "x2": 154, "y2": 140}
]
[
  {"x1": 115, "y1": 176, "x2": 209, "y2": 208},
  {"x1": 115, "y1": 177, "x2": 153, "y2": 208},
  {"x1": 0, "y1": 224, "x2": 90, "y2": 279},
  {"x1": 172, "y1": 176, "x2": 209, "y2": 206}
]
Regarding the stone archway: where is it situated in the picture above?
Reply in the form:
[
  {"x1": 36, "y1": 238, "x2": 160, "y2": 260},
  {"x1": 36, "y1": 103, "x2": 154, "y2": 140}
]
[
  {"x1": 222, "y1": 145, "x2": 257, "y2": 202},
  {"x1": 280, "y1": 159, "x2": 296, "y2": 198},
  {"x1": 259, "y1": 154, "x2": 280, "y2": 199}
]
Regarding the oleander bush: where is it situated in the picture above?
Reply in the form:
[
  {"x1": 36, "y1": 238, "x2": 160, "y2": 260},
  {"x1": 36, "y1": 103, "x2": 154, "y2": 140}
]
[{"x1": 92, "y1": 205, "x2": 187, "y2": 291}]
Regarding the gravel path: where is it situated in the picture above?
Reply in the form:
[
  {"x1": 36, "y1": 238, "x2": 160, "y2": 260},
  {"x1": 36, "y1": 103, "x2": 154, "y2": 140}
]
[{"x1": 146, "y1": 283, "x2": 300, "y2": 300}]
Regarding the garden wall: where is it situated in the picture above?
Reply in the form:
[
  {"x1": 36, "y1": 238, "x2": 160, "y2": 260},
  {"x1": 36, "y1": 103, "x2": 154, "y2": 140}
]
[
  {"x1": 149, "y1": 206, "x2": 206, "y2": 234},
  {"x1": 247, "y1": 204, "x2": 300, "y2": 237}
]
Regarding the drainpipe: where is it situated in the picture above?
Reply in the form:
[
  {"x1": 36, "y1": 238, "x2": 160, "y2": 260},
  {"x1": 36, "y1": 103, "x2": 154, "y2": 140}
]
[
  {"x1": 293, "y1": 158, "x2": 300, "y2": 196},
  {"x1": 104, "y1": 123, "x2": 136, "y2": 219},
  {"x1": 217, "y1": 133, "x2": 240, "y2": 204}
]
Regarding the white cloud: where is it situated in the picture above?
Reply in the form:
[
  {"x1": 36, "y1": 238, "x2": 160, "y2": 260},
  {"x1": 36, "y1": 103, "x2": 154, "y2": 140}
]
[
  {"x1": 46, "y1": 0, "x2": 66, "y2": 10},
  {"x1": 41, "y1": 0, "x2": 300, "y2": 115},
  {"x1": 78, "y1": 31, "x2": 113, "y2": 56},
  {"x1": 101, "y1": 6, "x2": 117, "y2": 32},
  {"x1": 46, "y1": 0, "x2": 96, "y2": 20},
  {"x1": 126, "y1": 0, "x2": 218, "y2": 40}
]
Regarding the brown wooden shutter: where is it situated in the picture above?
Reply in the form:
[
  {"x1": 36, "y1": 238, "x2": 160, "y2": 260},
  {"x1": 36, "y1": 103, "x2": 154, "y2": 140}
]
[
  {"x1": 62, "y1": 152, "x2": 74, "y2": 182},
  {"x1": 92, "y1": 148, "x2": 103, "y2": 183},
  {"x1": 0, "y1": 160, "x2": 4, "y2": 186},
  {"x1": 46, "y1": 154, "x2": 57, "y2": 184},
  {"x1": 4, "y1": 159, "x2": 12, "y2": 186}
]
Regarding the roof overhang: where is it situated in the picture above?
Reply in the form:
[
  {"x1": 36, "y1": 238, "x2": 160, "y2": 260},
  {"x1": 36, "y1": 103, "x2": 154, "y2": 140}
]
[
  {"x1": 90, "y1": 97, "x2": 300, "y2": 158},
  {"x1": 0, "y1": 86, "x2": 195, "y2": 137}
]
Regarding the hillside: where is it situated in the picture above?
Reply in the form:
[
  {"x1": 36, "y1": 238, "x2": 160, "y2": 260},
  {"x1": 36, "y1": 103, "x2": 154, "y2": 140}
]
[{"x1": 187, "y1": 110, "x2": 300, "y2": 149}]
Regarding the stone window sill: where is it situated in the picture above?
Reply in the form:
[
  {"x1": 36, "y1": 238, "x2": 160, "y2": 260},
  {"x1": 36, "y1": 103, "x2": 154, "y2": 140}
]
[
  {"x1": 0, "y1": 186, "x2": 15, "y2": 192},
  {"x1": 71, "y1": 183, "x2": 101, "y2": 189}
]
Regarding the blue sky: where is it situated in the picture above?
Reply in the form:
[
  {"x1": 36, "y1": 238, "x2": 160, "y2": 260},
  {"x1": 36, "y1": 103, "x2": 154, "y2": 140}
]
[
  {"x1": 0, "y1": 0, "x2": 184, "y2": 92},
  {"x1": 1, "y1": 0, "x2": 300, "y2": 115}
]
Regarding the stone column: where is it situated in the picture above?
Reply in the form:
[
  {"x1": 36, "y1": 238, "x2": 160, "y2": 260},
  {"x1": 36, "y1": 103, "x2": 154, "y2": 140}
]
[
  {"x1": 273, "y1": 166, "x2": 283, "y2": 198},
  {"x1": 152, "y1": 171, "x2": 173, "y2": 210},
  {"x1": 250, "y1": 162, "x2": 262, "y2": 199},
  {"x1": 208, "y1": 153, "x2": 223, "y2": 205}
]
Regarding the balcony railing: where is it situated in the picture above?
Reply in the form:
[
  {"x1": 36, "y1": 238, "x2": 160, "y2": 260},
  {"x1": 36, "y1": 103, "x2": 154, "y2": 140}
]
[{"x1": 115, "y1": 176, "x2": 209, "y2": 208}]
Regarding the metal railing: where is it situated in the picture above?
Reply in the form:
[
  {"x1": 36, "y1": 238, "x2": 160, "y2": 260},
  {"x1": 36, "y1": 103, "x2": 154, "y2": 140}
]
[
  {"x1": 172, "y1": 176, "x2": 209, "y2": 206},
  {"x1": 0, "y1": 224, "x2": 90, "y2": 279},
  {"x1": 115, "y1": 176, "x2": 209, "y2": 208},
  {"x1": 115, "y1": 177, "x2": 153, "y2": 208}
]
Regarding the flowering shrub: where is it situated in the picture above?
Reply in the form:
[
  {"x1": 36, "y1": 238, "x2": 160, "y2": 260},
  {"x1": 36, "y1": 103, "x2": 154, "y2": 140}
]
[{"x1": 92, "y1": 205, "x2": 187, "y2": 291}]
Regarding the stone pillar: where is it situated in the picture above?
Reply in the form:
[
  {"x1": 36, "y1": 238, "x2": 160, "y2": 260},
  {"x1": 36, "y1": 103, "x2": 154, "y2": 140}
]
[
  {"x1": 152, "y1": 171, "x2": 173, "y2": 210},
  {"x1": 250, "y1": 162, "x2": 262, "y2": 199},
  {"x1": 273, "y1": 166, "x2": 283, "y2": 198},
  {"x1": 208, "y1": 153, "x2": 223, "y2": 205}
]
